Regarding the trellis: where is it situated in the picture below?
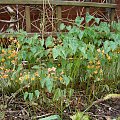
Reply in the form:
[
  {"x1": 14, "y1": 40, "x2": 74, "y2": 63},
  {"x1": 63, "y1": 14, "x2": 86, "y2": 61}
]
[{"x1": 0, "y1": 0, "x2": 117, "y2": 37}]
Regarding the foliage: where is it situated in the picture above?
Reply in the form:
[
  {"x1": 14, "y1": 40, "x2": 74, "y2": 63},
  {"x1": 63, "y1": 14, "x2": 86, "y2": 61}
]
[
  {"x1": 38, "y1": 115, "x2": 62, "y2": 120},
  {"x1": 0, "y1": 14, "x2": 120, "y2": 118},
  {"x1": 70, "y1": 112, "x2": 89, "y2": 120}
]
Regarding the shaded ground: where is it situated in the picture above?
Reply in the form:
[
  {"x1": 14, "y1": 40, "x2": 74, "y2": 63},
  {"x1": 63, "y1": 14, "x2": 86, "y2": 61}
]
[
  {"x1": 0, "y1": 93, "x2": 120, "y2": 120},
  {"x1": 88, "y1": 98, "x2": 120, "y2": 120}
]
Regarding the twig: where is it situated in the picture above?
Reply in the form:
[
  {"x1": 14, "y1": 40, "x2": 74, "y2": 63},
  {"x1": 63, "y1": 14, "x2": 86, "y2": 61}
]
[
  {"x1": 7, "y1": 83, "x2": 30, "y2": 105},
  {"x1": 0, "y1": 19, "x2": 20, "y2": 23}
]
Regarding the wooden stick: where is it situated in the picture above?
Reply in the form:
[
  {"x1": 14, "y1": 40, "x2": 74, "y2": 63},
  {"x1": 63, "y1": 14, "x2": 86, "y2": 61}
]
[
  {"x1": 25, "y1": 6, "x2": 31, "y2": 32},
  {"x1": 0, "y1": 1, "x2": 117, "y2": 9}
]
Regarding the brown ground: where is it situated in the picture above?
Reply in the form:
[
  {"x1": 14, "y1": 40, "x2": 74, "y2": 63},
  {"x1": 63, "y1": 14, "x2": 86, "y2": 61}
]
[{"x1": 0, "y1": 93, "x2": 120, "y2": 120}]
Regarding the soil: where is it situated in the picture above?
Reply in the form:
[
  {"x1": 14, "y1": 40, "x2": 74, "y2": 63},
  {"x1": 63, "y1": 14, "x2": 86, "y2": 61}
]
[
  {"x1": 88, "y1": 98, "x2": 120, "y2": 120},
  {"x1": 0, "y1": 93, "x2": 120, "y2": 120}
]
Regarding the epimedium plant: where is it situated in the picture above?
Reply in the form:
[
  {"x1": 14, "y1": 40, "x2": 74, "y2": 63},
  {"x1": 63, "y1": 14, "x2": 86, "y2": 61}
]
[
  {"x1": 0, "y1": 31, "x2": 74, "y2": 103},
  {"x1": 57, "y1": 16, "x2": 119, "y2": 87},
  {"x1": 0, "y1": 13, "x2": 120, "y2": 117}
]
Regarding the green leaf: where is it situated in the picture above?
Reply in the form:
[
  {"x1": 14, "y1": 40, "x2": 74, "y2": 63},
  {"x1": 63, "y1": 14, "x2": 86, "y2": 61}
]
[
  {"x1": 0, "y1": 111, "x2": 5, "y2": 120},
  {"x1": 70, "y1": 112, "x2": 89, "y2": 120},
  {"x1": 109, "y1": 41, "x2": 117, "y2": 51},
  {"x1": 40, "y1": 39, "x2": 44, "y2": 46},
  {"x1": 34, "y1": 51, "x2": 44, "y2": 58},
  {"x1": 40, "y1": 80, "x2": 45, "y2": 88},
  {"x1": 86, "y1": 13, "x2": 94, "y2": 23},
  {"x1": 78, "y1": 31, "x2": 84, "y2": 40},
  {"x1": 69, "y1": 39, "x2": 78, "y2": 54},
  {"x1": 39, "y1": 115, "x2": 62, "y2": 120},
  {"x1": 104, "y1": 84, "x2": 109, "y2": 92},
  {"x1": 45, "y1": 77, "x2": 53, "y2": 93},
  {"x1": 68, "y1": 88, "x2": 74, "y2": 97},
  {"x1": 99, "y1": 22, "x2": 110, "y2": 33},
  {"x1": 31, "y1": 47, "x2": 37, "y2": 54},
  {"x1": 32, "y1": 65, "x2": 40, "y2": 69},
  {"x1": 25, "y1": 37, "x2": 31, "y2": 45},
  {"x1": 87, "y1": 50, "x2": 94, "y2": 61},
  {"x1": 32, "y1": 33, "x2": 38, "y2": 40},
  {"x1": 95, "y1": 18, "x2": 100, "y2": 24},
  {"x1": 60, "y1": 23, "x2": 65, "y2": 30},
  {"x1": 79, "y1": 46, "x2": 87, "y2": 59},
  {"x1": 66, "y1": 25, "x2": 72, "y2": 31},
  {"x1": 28, "y1": 93, "x2": 33, "y2": 101},
  {"x1": 35, "y1": 90, "x2": 40, "y2": 99},
  {"x1": 22, "y1": 51, "x2": 27, "y2": 60},
  {"x1": 44, "y1": 49, "x2": 50, "y2": 56},
  {"x1": 88, "y1": 44, "x2": 95, "y2": 53},
  {"x1": 45, "y1": 36, "x2": 54, "y2": 48},
  {"x1": 59, "y1": 49, "x2": 67, "y2": 60},
  {"x1": 103, "y1": 40, "x2": 111, "y2": 53},
  {"x1": 62, "y1": 75, "x2": 70, "y2": 86},
  {"x1": 75, "y1": 16, "x2": 84, "y2": 26},
  {"x1": 66, "y1": 63, "x2": 73, "y2": 70},
  {"x1": 24, "y1": 92, "x2": 28, "y2": 101},
  {"x1": 63, "y1": 89, "x2": 66, "y2": 97},
  {"x1": 52, "y1": 47, "x2": 59, "y2": 59},
  {"x1": 53, "y1": 88, "x2": 62, "y2": 101}
]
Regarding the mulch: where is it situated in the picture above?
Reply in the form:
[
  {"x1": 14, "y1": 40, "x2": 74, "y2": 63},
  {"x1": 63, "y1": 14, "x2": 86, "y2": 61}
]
[
  {"x1": 88, "y1": 98, "x2": 120, "y2": 120},
  {"x1": 0, "y1": 93, "x2": 120, "y2": 120}
]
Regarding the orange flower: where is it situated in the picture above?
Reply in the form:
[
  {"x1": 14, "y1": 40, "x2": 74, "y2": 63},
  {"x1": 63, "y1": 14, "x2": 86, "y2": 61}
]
[
  {"x1": 17, "y1": 42, "x2": 20, "y2": 48},
  {"x1": 1, "y1": 58, "x2": 5, "y2": 62},
  {"x1": 59, "y1": 77, "x2": 63, "y2": 81},
  {"x1": 20, "y1": 73, "x2": 23, "y2": 76},
  {"x1": 8, "y1": 50, "x2": 11, "y2": 54},
  {"x1": 97, "y1": 78, "x2": 100, "y2": 81},
  {"x1": 89, "y1": 61, "x2": 93, "y2": 64},
  {"x1": 9, "y1": 37, "x2": 14, "y2": 40},
  {"x1": 87, "y1": 65, "x2": 91, "y2": 69},
  {"x1": 102, "y1": 50, "x2": 104, "y2": 54},
  {"x1": 96, "y1": 65, "x2": 100, "y2": 69},
  {"x1": 106, "y1": 54, "x2": 111, "y2": 60},
  {"x1": 91, "y1": 65, "x2": 94, "y2": 69},
  {"x1": 8, "y1": 56, "x2": 11, "y2": 59},
  {"x1": 11, "y1": 60, "x2": 15, "y2": 64},
  {"x1": 94, "y1": 70, "x2": 98, "y2": 74},
  {"x1": 0, "y1": 67, "x2": 4, "y2": 70},
  {"x1": 51, "y1": 67, "x2": 56, "y2": 72},
  {"x1": 3, "y1": 74, "x2": 8, "y2": 79},
  {"x1": 5, "y1": 69, "x2": 10, "y2": 73},
  {"x1": 87, "y1": 65, "x2": 94, "y2": 69},
  {"x1": 48, "y1": 68, "x2": 51, "y2": 72},
  {"x1": 2, "y1": 49, "x2": 5, "y2": 53},
  {"x1": 89, "y1": 74, "x2": 93, "y2": 78},
  {"x1": 60, "y1": 71, "x2": 64, "y2": 75},
  {"x1": 8, "y1": 50, "x2": 18, "y2": 58},
  {"x1": 96, "y1": 61, "x2": 100, "y2": 65},
  {"x1": 15, "y1": 80, "x2": 18, "y2": 83},
  {"x1": 19, "y1": 77, "x2": 24, "y2": 83},
  {"x1": 31, "y1": 77, "x2": 35, "y2": 81},
  {"x1": 48, "y1": 74, "x2": 50, "y2": 78},
  {"x1": 97, "y1": 48, "x2": 101, "y2": 53},
  {"x1": 48, "y1": 67, "x2": 56, "y2": 74},
  {"x1": 25, "y1": 75, "x2": 29, "y2": 80},
  {"x1": 35, "y1": 72, "x2": 39, "y2": 77},
  {"x1": 100, "y1": 69, "x2": 103, "y2": 74},
  {"x1": 58, "y1": 64, "x2": 61, "y2": 67}
]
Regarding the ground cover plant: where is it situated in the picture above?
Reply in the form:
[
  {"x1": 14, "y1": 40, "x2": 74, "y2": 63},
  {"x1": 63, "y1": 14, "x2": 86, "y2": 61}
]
[{"x1": 0, "y1": 14, "x2": 120, "y2": 120}]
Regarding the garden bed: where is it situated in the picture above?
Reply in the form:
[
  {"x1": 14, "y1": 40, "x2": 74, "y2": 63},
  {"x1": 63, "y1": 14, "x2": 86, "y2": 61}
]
[{"x1": 0, "y1": 14, "x2": 120, "y2": 120}]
